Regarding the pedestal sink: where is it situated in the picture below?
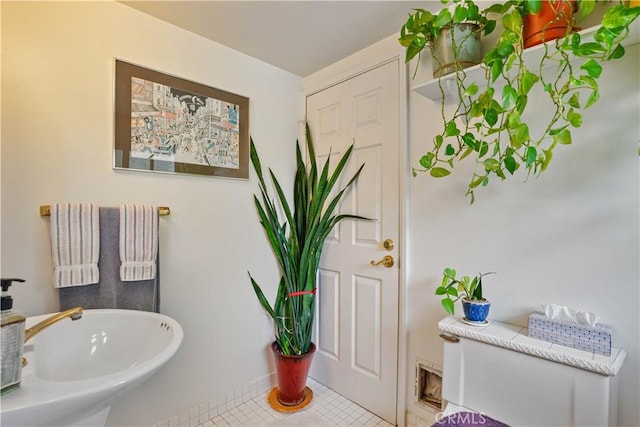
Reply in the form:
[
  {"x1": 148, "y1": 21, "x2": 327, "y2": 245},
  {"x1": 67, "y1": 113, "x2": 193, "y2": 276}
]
[{"x1": 0, "y1": 309, "x2": 183, "y2": 427}]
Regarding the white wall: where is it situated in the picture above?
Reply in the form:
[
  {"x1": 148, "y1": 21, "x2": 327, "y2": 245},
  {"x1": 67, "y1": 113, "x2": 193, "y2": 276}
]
[
  {"x1": 3, "y1": 2, "x2": 639, "y2": 426},
  {"x1": 406, "y1": 44, "x2": 640, "y2": 426},
  {"x1": 1, "y1": 2, "x2": 302, "y2": 425}
]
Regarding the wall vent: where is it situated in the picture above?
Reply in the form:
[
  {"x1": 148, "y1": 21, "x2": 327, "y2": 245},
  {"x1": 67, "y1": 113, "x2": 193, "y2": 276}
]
[{"x1": 416, "y1": 358, "x2": 443, "y2": 411}]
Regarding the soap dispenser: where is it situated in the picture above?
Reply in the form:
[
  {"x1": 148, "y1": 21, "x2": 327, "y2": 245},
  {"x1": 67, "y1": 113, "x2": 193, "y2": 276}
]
[{"x1": 1, "y1": 278, "x2": 26, "y2": 395}]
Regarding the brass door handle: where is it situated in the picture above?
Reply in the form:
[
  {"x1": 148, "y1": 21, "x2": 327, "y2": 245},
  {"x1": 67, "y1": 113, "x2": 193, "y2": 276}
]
[{"x1": 370, "y1": 255, "x2": 394, "y2": 268}]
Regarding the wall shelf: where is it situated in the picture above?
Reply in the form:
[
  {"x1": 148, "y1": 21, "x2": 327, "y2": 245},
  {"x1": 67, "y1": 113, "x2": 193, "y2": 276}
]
[{"x1": 412, "y1": 23, "x2": 640, "y2": 103}]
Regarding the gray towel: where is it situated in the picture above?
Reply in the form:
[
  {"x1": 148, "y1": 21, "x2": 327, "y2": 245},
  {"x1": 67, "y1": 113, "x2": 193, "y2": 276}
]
[{"x1": 59, "y1": 207, "x2": 160, "y2": 312}]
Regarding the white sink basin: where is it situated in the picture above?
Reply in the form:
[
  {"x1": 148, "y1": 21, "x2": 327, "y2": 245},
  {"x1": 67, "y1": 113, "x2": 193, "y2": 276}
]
[{"x1": 0, "y1": 309, "x2": 183, "y2": 427}]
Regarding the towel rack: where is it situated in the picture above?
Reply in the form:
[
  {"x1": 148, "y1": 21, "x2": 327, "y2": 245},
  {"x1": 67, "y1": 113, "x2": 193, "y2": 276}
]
[{"x1": 40, "y1": 205, "x2": 171, "y2": 216}]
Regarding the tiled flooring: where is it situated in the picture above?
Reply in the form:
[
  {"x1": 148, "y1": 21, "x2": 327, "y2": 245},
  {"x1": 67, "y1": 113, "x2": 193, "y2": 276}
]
[{"x1": 199, "y1": 378, "x2": 394, "y2": 427}]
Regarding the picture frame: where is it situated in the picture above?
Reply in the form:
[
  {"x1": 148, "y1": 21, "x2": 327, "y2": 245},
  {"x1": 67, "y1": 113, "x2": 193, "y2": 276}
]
[{"x1": 113, "y1": 59, "x2": 250, "y2": 179}]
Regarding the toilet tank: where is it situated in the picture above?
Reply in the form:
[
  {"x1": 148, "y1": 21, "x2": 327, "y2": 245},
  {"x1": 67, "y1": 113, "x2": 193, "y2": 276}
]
[{"x1": 439, "y1": 317, "x2": 626, "y2": 427}]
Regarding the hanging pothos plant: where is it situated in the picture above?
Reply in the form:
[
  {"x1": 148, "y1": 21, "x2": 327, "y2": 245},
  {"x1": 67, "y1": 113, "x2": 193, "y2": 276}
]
[{"x1": 400, "y1": 0, "x2": 640, "y2": 202}]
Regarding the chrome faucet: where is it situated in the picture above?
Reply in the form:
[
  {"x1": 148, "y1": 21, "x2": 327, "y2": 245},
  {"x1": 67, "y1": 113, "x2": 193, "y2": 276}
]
[{"x1": 24, "y1": 307, "x2": 83, "y2": 343}]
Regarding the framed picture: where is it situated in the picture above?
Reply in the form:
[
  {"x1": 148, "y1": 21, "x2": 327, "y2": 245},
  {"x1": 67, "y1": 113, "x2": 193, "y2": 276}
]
[{"x1": 114, "y1": 59, "x2": 249, "y2": 179}]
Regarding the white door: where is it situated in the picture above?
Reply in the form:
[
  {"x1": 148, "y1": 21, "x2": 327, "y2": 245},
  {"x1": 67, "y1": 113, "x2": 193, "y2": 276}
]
[{"x1": 306, "y1": 60, "x2": 400, "y2": 424}]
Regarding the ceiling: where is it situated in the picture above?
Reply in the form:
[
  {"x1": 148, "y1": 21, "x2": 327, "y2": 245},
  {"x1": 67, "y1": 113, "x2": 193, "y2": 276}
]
[{"x1": 121, "y1": 1, "x2": 437, "y2": 77}]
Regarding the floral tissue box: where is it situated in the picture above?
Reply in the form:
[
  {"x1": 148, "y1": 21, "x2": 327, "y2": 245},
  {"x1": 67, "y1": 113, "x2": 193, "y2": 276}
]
[{"x1": 528, "y1": 312, "x2": 612, "y2": 356}]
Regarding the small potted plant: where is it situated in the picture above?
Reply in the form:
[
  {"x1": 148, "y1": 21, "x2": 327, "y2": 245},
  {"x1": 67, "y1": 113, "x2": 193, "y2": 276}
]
[
  {"x1": 399, "y1": 0, "x2": 496, "y2": 77},
  {"x1": 435, "y1": 267, "x2": 496, "y2": 323}
]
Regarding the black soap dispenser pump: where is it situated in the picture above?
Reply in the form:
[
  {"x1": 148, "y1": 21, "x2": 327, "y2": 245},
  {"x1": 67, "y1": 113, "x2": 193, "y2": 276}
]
[{"x1": 1, "y1": 278, "x2": 26, "y2": 395}]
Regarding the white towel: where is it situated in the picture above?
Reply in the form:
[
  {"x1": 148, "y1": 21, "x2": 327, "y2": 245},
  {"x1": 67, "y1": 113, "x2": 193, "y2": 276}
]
[
  {"x1": 50, "y1": 203, "x2": 100, "y2": 288},
  {"x1": 119, "y1": 205, "x2": 158, "y2": 281}
]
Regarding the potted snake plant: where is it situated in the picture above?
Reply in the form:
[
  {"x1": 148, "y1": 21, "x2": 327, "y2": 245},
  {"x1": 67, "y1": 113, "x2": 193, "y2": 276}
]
[
  {"x1": 435, "y1": 267, "x2": 496, "y2": 323},
  {"x1": 401, "y1": 0, "x2": 640, "y2": 202},
  {"x1": 248, "y1": 124, "x2": 368, "y2": 408}
]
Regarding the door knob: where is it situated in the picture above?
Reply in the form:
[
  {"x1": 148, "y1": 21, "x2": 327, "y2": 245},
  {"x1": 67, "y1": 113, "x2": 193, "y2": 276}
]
[
  {"x1": 383, "y1": 239, "x2": 394, "y2": 251},
  {"x1": 370, "y1": 255, "x2": 394, "y2": 268}
]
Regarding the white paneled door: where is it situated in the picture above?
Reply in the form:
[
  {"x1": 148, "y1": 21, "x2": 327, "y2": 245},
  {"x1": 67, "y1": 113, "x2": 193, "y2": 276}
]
[{"x1": 306, "y1": 60, "x2": 400, "y2": 424}]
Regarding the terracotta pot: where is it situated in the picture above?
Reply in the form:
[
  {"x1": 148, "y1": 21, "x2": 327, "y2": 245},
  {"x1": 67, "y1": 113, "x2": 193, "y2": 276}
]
[
  {"x1": 271, "y1": 342, "x2": 316, "y2": 406},
  {"x1": 523, "y1": 0, "x2": 575, "y2": 48}
]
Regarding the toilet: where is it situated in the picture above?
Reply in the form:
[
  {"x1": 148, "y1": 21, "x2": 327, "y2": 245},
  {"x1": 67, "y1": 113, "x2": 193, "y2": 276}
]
[{"x1": 436, "y1": 316, "x2": 627, "y2": 426}]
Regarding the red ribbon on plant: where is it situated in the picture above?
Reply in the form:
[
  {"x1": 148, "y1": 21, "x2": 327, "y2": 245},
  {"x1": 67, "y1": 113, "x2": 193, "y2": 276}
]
[{"x1": 288, "y1": 289, "x2": 317, "y2": 297}]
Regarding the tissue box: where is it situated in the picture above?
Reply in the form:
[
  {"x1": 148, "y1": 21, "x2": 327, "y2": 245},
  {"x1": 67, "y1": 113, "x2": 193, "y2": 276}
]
[{"x1": 528, "y1": 312, "x2": 612, "y2": 356}]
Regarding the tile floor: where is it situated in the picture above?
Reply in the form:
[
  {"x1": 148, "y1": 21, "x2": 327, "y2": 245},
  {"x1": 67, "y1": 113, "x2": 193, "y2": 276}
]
[{"x1": 198, "y1": 378, "x2": 395, "y2": 427}]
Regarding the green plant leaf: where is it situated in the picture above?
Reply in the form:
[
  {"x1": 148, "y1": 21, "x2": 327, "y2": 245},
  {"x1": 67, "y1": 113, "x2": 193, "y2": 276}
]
[
  {"x1": 484, "y1": 19, "x2": 497, "y2": 36},
  {"x1": 526, "y1": 0, "x2": 542, "y2": 14},
  {"x1": 484, "y1": 108, "x2": 498, "y2": 127},
  {"x1": 483, "y1": 3, "x2": 504, "y2": 14},
  {"x1": 521, "y1": 70, "x2": 539, "y2": 94},
  {"x1": 579, "y1": 0, "x2": 596, "y2": 21},
  {"x1": 445, "y1": 121, "x2": 460, "y2": 136},
  {"x1": 470, "y1": 174, "x2": 487, "y2": 188},
  {"x1": 249, "y1": 274, "x2": 276, "y2": 320},
  {"x1": 453, "y1": 5, "x2": 468, "y2": 23},
  {"x1": 568, "y1": 92, "x2": 580, "y2": 109},
  {"x1": 502, "y1": 85, "x2": 517, "y2": 110},
  {"x1": 419, "y1": 153, "x2": 434, "y2": 169},
  {"x1": 444, "y1": 267, "x2": 456, "y2": 278},
  {"x1": 553, "y1": 129, "x2": 572, "y2": 145},
  {"x1": 441, "y1": 298, "x2": 455, "y2": 315},
  {"x1": 502, "y1": 10, "x2": 523, "y2": 33},
  {"x1": 512, "y1": 123, "x2": 530, "y2": 149},
  {"x1": 459, "y1": 147, "x2": 474, "y2": 160},
  {"x1": 467, "y1": 2, "x2": 479, "y2": 20},
  {"x1": 446, "y1": 287, "x2": 459, "y2": 297},
  {"x1": 571, "y1": 32, "x2": 581, "y2": 49},
  {"x1": 478, "y1": 141, "x2": 489, "y2": 158},
  {"x1": 574, "y1": 42, "x2": 605, "y2": 56},
  {"x1": 496, "y1": 41, "x2": 515, "y2": 57},
  {"x1": 464, "y1": 83, "x2": 479, "y2": 97},
  {"x1": 580, "y1": 74, "x2": 598, "y2": 90},
  {"x1": 483, "y1": 158, "x2": 500, "y2": 171},
  {"x1": 516, "y1": 95, "x2": 529, "y2": 115},
  {"x1": 608, "y1": 43, "x2": 625, "y2": 60},
  {"x1": 433, "y1": 8, "x2": 452, "y2": 28},
  {"x1": 602, "y1": 4, "x2": 640, "y2": 29},
  {"x1": 504, "y1": 156, "x2": 517, "y2": 175},
  {"x1": 581, "y1": 59, "x2": 602, "y2": 79},
  {"x1": 435, "y1": 286, "x2": 448, "y2": 295},
  {"x1": 491, "y1": 58, "x2": 503, "y2": 82},
  {"x1": 567, "y1": 109, "x2": 583, "y2": 127},
  {"x1": 430, "y1": 167, "x2": 451, "y2": 177},
  {"x1": 482, "y1": 48, "x2": 499, "y2": 66},
  {"x1": 585, "y1": 90, "x2": 600, "y2": 108},
  {"x1": 525, "y1": 146, "x2": 537, "y2": 167},
  {"x1": 445, "y1": 144, "x2": 455, "y2": 156},
  {"x1": 508, "y1": 111, "x2": 521, "y2": 129},
  {"x1": 541, "y1": 148, "x2": 554, "y2": 172},
  {"x1": 470, "y1": 101, "x2": 483, "y2": 117}
]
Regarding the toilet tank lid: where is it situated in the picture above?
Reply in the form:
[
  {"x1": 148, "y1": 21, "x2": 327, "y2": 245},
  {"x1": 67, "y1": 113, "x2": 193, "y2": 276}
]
[{"x1": 438, "y1": 316, "x2": 626, "y2": 376}]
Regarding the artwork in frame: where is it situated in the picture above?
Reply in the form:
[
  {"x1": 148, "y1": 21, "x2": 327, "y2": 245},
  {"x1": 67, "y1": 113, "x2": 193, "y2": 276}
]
[{"x1": 114, "y1": 59, "x2": 249, "y2": 179}]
